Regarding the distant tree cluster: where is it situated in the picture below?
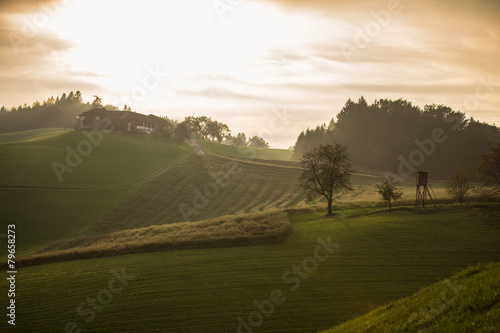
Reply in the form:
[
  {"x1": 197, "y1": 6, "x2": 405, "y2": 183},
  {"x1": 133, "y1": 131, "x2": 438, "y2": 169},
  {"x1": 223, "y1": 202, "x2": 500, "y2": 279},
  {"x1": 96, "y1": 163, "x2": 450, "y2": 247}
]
[
  {"x1": 0, "y1": 91, "x2": 90, "y2": 133},
  {"x1": 179, "y1": 116, "x2": 231, "y2": 143},
  {"x1": 225, "y1": 133, "x2": 270, "y2": 148},
  {"x1": 293, "y1": 97, "x2": 500, "y2": 179},
  {"x1": 175, "y1": 117, "x2": 271, "y2": 148}
]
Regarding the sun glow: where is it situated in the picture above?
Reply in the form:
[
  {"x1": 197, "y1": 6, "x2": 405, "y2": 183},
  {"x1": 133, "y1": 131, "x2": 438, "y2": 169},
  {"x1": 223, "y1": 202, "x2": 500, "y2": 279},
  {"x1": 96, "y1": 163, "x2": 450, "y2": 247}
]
[{"x1": 44, "y1": 0, "x2": 291, "y2": 92}]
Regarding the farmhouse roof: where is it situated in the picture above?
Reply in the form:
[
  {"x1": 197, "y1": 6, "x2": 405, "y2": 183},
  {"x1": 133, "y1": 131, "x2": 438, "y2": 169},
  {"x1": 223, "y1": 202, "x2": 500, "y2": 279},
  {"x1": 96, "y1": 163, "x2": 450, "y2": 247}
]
[{"x1": 79, "y1": 108, "x2": 173, "y2": 126}]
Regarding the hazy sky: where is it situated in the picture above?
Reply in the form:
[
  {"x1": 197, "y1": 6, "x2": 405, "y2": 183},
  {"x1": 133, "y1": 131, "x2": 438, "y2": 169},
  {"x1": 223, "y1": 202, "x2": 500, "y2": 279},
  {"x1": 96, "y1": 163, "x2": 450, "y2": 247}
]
[{"x1": 1, "y1": 0, "x2": 499, "y2": 148}]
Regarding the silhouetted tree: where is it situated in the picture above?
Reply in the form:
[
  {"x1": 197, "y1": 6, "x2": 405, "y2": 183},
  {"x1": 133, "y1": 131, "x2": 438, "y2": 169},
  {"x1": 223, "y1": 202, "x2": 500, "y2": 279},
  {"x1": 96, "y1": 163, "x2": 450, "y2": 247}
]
[
  {"x1": 0, "y1": 91, "x2": 91, "y2": 133},
  {"x1": 299, "y1": 144, "x2": 353, "y2": 215},
  {"x1": 292, "y1": 124, "x2": 327, "y2": 161},
  {"x1": 447, "y1": 168, "x2": 472, "y2": 205},
  {"x1": 476, "y1": 144, "x2": 500, "y2": 193},
  {"x1": 375, "y1": 177, "x2": 403, "y2": 210},
  {"x1": 214, "y1": 122, "x2": 231, "y2": 144},
  {"x1": 173, "y1": 122, "x2": 190, "y2": 147}
]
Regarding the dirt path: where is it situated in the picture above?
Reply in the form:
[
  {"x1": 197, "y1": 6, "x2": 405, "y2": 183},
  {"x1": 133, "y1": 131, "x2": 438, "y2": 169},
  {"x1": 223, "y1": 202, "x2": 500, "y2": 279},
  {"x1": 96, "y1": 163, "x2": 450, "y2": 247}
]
[{"x1": 185, "y1": 139, "x2": 206, "y2": 154}]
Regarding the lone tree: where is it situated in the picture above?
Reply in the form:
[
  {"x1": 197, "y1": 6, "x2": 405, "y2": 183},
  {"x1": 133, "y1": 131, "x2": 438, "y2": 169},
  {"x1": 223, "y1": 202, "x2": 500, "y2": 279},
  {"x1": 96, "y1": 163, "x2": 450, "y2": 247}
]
[
  {"x1": 375, "y1": 177, "x2": 403, "y2": 211},
  {"x1": 447, "y1": 168, "x2": 472, "y2": 205},
  {"x1": 299, "y1": 144, "x2": 353, "y2": 215},
  {"x1": 476, "y1": 144, "x2": 500, "y2": 193}
]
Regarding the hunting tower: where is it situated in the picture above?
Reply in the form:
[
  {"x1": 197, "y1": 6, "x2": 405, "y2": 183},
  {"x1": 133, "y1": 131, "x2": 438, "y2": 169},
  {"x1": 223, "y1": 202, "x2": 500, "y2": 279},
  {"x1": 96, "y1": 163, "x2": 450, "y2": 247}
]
[{"x1": 416, "y1": 171, "x2": 436, "y2": 209}]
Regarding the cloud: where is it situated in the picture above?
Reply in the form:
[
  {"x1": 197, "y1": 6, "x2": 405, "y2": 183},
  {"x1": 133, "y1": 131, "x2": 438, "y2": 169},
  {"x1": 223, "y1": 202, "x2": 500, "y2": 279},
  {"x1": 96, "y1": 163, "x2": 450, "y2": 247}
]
[
  {"x1": 0, "y1": 0, "x2": 65, "y2": 14},
  {"x1": 259, "y1": 0, "x2": 500, "y2": 22},
  {"x1": 175, "y1": 87, "x2": 270, "y2": 102},
  {"x1": 0, "y1": 0, "x2": 105, "y2": 107}
]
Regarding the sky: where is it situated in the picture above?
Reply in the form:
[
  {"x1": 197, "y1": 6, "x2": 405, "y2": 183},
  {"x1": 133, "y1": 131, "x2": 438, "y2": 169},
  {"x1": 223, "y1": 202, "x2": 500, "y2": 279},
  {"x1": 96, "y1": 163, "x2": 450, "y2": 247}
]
[{"x1": 0, "y1": 0, "x2": 499, "y2": 148}]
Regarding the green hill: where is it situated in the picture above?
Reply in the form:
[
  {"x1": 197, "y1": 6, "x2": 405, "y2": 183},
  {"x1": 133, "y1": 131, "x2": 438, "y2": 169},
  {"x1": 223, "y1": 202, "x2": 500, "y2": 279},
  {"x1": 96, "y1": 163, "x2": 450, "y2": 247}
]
[
  {"x1": 90, "y1": 154, "x2": 305, "y2": 234},
  {"x1": 321, "y1": 261, "x2": 500, "y2": 332},
  {"x1": 0, "y1": 128, "x2": 453, "y2": 256},
  {"x1": 0, "y1": 129, "x2": 192, "y2": 255},
  {"x1": 0, "y1": 129, "x2": 192, "y2": 188},
  {"x1": 1, "y1": 205, "x2": 499, "y2": 332},
  {"x1": 3, "y1": 128, "x2": 497, "y2": 333},
  {"x1": 0, "y1": 127, "x2": 69, "y2": 143},
  {"x1": 198, "y1": 140, "x2": 294, "y2": 161}
]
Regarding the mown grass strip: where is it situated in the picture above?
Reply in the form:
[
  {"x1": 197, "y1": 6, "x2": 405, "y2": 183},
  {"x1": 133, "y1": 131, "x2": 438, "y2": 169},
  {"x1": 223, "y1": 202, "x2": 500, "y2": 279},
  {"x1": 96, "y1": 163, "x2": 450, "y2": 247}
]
[{"x1": 7, "y1": 211, "x2": 291, "y2": 267}]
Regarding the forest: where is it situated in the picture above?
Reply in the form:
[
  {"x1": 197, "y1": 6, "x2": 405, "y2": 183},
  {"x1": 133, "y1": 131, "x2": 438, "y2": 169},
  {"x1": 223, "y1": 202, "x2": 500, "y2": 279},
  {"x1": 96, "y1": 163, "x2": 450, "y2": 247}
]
[
  {"x1": 293, "y1": 97, "x2": 500, "y2": 179},
  {"x1": 0, "y1": 91, "x2": 91, "y2": 133}
]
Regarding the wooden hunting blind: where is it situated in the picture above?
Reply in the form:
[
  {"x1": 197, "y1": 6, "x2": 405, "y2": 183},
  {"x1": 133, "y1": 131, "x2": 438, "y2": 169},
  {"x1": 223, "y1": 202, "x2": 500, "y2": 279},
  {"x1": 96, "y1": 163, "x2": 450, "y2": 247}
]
[
  {"x1": 416, "y1": 171, "x2": 436, "y2": 209},
  {"x1": 416, "y1": 171, "x2": 428, "y2": 186}
]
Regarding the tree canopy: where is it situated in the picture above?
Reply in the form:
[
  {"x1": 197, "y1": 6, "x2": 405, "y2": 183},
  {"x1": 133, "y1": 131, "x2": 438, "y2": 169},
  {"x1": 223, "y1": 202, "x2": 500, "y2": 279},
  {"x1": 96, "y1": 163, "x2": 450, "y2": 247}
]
[
  {"x1": 299, "y1": 144, "x2": 353, "y2": 215},
  {"x1": 0, "y1": 91, "x2": 89, "y2": 133},
  {"x1": 292, "y1": 97, "x2": 500, "y2": 180},
  {"x1": 446, "y1": 168, "x2": 472, "y2": 205},
  {"x1": 375, "y1": 177, "x2": 403, "y2": 210},
  {"x1": 181, "y1": 116, "x2": 231, "y2": 143},
  {"x1": 248, "y1": 135, "x2": 270, "y2": 148},
  {"x1": 476, "y1": 144, "x2": 500, "y2": 192}
]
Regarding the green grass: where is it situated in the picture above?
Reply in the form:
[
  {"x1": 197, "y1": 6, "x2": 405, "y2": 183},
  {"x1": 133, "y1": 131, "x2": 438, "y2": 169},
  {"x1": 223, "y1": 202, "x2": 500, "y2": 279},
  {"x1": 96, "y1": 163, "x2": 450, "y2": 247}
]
[
  {"x1": 0, "y1": 188, "x2": 133, "y2": 256},
  {"x1": 198, "y1": 140, "x2": 294, "y2": 161},
  {"x1": 91, "y1": 153, "x2": 411, "y2": 235},
  {"x1": 0, "y1": 127, "x2": 69, "y2": 143},
  {"x1": 321, "y1": 261, "x2": 500, "y2": 332},
  {"x1": 0, "y1": 130, "x2": 192, "y2": 188},
  {"x1": 0, "y1": 130, "x2": 192, "y2": 255},
  {"x1": 2, "y1": 204, "x2": 499, "y2": 332},
  {"x1": 90, "y1": 154, "x2": 306, "y2": 234}
]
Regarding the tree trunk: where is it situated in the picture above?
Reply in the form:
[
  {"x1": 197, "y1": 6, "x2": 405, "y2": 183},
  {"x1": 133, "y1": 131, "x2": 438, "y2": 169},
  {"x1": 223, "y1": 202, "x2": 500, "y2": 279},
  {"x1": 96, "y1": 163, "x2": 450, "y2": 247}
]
[
  {"x1": 327, "y1": 199, "x2": 333, "y2": 215},
  {"x1": 389, "y1": 200, "x2": 392, "y2": 211}
]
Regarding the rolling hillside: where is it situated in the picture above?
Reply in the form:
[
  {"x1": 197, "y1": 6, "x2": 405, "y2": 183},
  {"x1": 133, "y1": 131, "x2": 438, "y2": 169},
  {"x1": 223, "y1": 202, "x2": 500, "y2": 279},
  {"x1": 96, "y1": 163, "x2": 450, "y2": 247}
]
[
  {"x1": 90, "y1": 154, "x2": 305, "y2": 234},
  {"x1": 1, "y1": 128, "x2": 498, "y2": 332},
  {"x1": 321, "y1": 261, "x2": 500, "y2": 332},
  {"x1": 198, "y1": 140, "x2": 294, "y2": 161},
  {"x1": 0, "y1": 128, "x2": 453, "y2": 256},
  {"x1": 1, "y1": 205, "x2": 499, "y2": 332},
  {"x1": 0, "y1": 129, "x2": 192, "y2": 255}
]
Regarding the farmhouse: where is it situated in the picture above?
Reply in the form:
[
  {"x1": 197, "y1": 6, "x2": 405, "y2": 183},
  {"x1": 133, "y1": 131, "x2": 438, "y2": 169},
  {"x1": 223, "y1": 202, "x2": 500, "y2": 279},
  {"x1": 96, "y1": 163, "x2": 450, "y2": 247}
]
[{"x1": 78, "y1": 108, "x2": 173, "y2": 133}]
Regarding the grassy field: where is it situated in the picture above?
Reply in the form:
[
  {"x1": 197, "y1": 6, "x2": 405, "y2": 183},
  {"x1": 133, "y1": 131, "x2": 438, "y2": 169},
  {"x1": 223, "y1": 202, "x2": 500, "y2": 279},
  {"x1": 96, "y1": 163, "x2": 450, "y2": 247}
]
[
  {"x1": 0, "y1": 129, "x2": 192, "y2": 255},
  {"x1": 1, "y1": 128, "x2": 497, "y2": 332},
  {"x1": 91, "y1": 154, "x2": 305, "y2": 233},
  {"x1": 0, "y1": 128, "x2": 459, "y2": 256},
  {"x1": 198, "y1": 140, "x2": 294, "y2": 161},
  {"x1": 0, "y1": 129, "x2": 192, "y2": 188},
  {"x1": 322, "y1": 261, "x2": 500, "y2": 332},
  {"x1": 0, "y1": 127, "x2": 69, "y2": 143},
  {"x1": 2, "y1": 204, "x2": 499, "y2": 332}
]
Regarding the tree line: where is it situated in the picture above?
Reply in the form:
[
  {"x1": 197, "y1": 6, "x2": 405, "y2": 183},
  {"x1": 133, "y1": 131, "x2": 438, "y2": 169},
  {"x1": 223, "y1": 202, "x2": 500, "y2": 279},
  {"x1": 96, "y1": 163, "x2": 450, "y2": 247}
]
[
  {"x1": 0, "y1": 91, "x2": 90, "y2": 133},
  {"x1": 293, "y1": 97, "x2": 500, "y2": 180},
  {"x1": 1, "y1": 93, "x2": 271, "y2": 147},
  {"x1": 175, "y1": 116, "x2": 270, "y2": 148}
]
